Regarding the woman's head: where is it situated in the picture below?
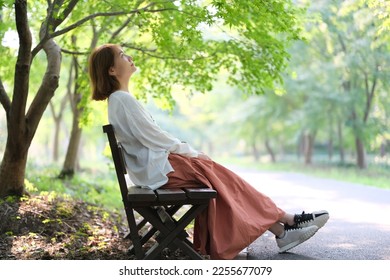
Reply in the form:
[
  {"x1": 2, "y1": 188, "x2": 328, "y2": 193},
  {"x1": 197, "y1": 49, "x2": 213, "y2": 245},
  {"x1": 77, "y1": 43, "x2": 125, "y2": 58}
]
[{"x1": 88, "y1": 44, "x2": 136, "y2": 101}]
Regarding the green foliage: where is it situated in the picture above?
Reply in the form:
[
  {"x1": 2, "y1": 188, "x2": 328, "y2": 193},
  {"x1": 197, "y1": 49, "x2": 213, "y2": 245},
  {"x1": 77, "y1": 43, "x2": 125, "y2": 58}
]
[
  {"x1": 53, "y1": 0, "x2": 304, "y2": 112},
  {"x1": 363, "y1": 0, "x2": 390, "y2": 44}
]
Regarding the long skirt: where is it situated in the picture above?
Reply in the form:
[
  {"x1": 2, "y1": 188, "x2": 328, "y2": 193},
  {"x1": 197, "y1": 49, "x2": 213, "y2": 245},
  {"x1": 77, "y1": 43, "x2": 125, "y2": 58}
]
[{"x1": 162, "y1": 154, "x2": 285, "y2": 260}]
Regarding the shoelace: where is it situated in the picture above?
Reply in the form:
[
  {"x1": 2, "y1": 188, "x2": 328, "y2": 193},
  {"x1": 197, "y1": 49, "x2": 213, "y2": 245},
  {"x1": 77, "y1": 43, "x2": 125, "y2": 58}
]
[
  {"x1": 294, "y1": 211, "x2": 313, "y2": 225},
  {"x1": 284, "y1": 211, "x2": 315, "y2": 230}
]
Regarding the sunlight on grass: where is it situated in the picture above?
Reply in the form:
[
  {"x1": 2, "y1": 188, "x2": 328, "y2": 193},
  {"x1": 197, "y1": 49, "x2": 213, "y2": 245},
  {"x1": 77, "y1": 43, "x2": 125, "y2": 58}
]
[{"x1": 25, "y1": 162, "x2": 123, "y2": 211}]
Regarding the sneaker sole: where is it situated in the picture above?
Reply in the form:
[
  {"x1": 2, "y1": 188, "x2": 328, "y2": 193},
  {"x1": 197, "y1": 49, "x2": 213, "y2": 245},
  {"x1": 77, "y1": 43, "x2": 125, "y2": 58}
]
[{"x1": 278, "y1": 226, "x2": 319, "y2": 253}]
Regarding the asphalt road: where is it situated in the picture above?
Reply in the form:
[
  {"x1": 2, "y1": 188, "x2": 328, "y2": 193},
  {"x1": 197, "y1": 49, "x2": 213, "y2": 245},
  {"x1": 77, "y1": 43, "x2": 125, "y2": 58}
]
[{"x1": 227, "y1": 167, "x2": 390, "y2": 260}]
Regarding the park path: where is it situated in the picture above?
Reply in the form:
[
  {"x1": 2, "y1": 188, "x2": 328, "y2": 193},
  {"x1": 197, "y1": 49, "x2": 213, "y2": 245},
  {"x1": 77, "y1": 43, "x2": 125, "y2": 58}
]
[{"x1": 227, "y1": 167, "x2": 390, "y2": 260}]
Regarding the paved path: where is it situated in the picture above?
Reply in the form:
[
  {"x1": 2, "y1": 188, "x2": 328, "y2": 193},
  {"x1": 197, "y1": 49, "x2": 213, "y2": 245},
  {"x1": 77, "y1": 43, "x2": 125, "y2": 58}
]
[{"x1": 228, "y1": 167, "x2": 390, "y2": 260}]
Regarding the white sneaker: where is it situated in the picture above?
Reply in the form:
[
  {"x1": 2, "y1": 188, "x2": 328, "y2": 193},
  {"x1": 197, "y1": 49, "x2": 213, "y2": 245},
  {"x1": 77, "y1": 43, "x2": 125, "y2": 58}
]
[{"x1": 276, "y1": 225, "x2": 319, "y2": 253}]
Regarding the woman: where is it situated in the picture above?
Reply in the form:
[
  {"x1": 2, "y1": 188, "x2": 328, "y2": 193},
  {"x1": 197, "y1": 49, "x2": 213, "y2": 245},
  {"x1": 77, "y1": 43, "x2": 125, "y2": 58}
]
[{"x1": 88, "y1": 44, "x2": 329, "y2": 260}]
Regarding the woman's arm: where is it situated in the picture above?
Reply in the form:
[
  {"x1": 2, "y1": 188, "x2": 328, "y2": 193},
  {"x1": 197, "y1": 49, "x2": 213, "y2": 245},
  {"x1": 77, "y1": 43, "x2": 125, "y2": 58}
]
[{"x1": 110, "y1": 93, "x2": 199, "y2": 157}]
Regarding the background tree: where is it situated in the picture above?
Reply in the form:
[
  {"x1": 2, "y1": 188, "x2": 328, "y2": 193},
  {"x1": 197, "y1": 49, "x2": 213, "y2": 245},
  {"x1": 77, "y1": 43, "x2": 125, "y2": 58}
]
[
  {"x1": 195, "y1": 0, "x2": 390, "y2": 167},
  {"x1": 304, "y1": 0, "x2": 390, "y2": 168}
]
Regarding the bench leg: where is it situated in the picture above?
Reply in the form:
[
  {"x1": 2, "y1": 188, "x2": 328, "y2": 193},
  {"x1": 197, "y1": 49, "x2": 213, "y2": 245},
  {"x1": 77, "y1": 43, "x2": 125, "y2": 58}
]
[
  {"x1": 136, "y1": 203, "x2": 208, "y2": 260},
  {"x1": 125, "y1": 208, "x2": 145, "y2": 259}
]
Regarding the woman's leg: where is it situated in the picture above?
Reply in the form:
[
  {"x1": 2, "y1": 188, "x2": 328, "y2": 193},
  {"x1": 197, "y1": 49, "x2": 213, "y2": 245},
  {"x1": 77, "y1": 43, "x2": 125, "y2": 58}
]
[
  {"x1": 164, "y1": 154, "x2": 329, "y2": 257},
  {"x1": 164, "y1": 154, "x2": 286, "y2": 259},
  {"x1": 268, "y1": 213, "x2": 295, "y2": 237},
  {"x1": 268, "y1": 222, "x2": 284, "y2": 237},
  {"x1": 278, "y1": 213, "x2": 295, "y2": 226}
]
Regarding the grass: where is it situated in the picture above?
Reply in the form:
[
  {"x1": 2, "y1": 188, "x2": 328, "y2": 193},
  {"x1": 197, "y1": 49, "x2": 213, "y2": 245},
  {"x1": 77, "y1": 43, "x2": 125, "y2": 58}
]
[
  {"x1": 215, "y1": 155, "x2": 390, "y2": 190},
  {"x1": 25, "y1": 162, "x2": 123, "y2": 211}
]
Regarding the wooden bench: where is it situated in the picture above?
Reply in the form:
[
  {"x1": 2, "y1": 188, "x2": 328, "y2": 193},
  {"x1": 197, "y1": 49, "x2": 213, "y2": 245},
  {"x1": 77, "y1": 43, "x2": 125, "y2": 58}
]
[{"x1": 103, "y1": 124, "x2": 217, "y2": 259}]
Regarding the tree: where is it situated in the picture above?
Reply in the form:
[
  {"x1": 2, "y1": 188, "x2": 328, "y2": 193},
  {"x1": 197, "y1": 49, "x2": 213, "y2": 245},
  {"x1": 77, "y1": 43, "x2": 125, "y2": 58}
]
[
  {"x1": 283, "y1": 0, "x2": 390, "y2": 168},
  {"x1": 0, "y1": 0, "x2": 303, "y2": 198},
  {"x1": 320, "y1": 0, "x2": 390, "y2": 168},
  {"x1": 58, "y1": 35, "x2": 93, "y2": 178},
  {"x1": 0, "y1": 0, "x2": 64, "y2": 197}
]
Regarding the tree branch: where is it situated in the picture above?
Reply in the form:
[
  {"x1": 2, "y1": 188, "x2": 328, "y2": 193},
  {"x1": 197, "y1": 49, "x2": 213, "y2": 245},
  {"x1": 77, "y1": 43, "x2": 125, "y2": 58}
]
[
  {"x1": 49, "y1": 99, "x2": 54, "y2": 118},
  {"x1": 12, "y1": 0, "x2": 32, "y2": 128},
  {"x1": 42, "y1": 0, "x2": 64, "y2": 54},
  {"x1": 46, "y1": 0, "x2": 62, "y2": 31},
  {"x1": 337, "y1": 33, "x2": 347, "y2": 53},
  {"x1": 32, "y1": 0, "x2": 79, "y2": 58},
  {"x1": 122, "y1": 43, "x2": 216, "y2": 61},
  {"x1": 31, "y1": 2, "x2": 177, "y2": 57},
  {"x1": 61, "y1": 48, "x2": 89, "y2": 55},
  {"x1": 109, "y1": 0, "x2": 146, "y2": 40},
  {"x1": 53, "y1": 7, "x2": 177, "y2": 37},
  {"x1": 0, "y1": 78, "x2": 11, "y2": 114},
  {"x1": 55, "y1": 0, "x2": 79, "y2": 28},
  {"x1": 363, "y1": 64, "x2": 378, "y2": 123},
  {"x1": 46, "y1": 0, "x2": 80, "y2": 32},
  {"x1": 110, "y1": 16, "x2": 134, "y2": 41},
  {"x1": 26, "y1": 37, "x2": 62, "y2": 142}
]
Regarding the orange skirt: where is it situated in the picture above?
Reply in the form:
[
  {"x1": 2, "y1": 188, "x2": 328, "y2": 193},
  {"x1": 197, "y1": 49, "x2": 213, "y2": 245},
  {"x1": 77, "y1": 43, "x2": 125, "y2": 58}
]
[{"x1": 162, "y1": 154, "x2": 285, "y2": 260}]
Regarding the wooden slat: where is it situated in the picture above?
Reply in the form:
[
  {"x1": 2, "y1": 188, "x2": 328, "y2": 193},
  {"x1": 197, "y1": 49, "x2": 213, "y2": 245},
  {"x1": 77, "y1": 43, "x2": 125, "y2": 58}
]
[
  {"x1": 103, "y1": 124, "x2": 114, "y2": 133},
  {"x1": 155, "y1": 189, "x2": 186, "y2": 201},
  {"x1": 128, "y1": 187, "x2": 157, "y2": 202},
  {"x1": 184, "y1": 188, "x2": 217, "y2": 199},
  {"x1": 117, "y1": 144, "x2": 127, "y2": 174}
]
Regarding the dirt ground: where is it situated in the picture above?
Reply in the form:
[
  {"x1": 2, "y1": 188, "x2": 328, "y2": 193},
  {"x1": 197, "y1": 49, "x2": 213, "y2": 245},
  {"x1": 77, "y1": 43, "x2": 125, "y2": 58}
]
[{"x1": 0, "y1": 193, "x2": 188, "y2": 260}]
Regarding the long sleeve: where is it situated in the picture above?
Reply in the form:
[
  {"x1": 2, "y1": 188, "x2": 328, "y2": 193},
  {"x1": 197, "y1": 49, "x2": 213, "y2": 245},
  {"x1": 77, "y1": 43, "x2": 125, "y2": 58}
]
[
  {"x1": 109, "y1": 92, "x2": 198, "y2": 157},
  {"x1": 107, "y1": 90, "x2": 198, "y2": 190}
]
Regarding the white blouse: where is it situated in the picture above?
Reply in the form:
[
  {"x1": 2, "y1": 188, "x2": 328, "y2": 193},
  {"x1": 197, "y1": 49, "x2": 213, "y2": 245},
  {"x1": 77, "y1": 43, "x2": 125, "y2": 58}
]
[{"x1": 108, "y1": 90, "x2": 199, "y2": 190}]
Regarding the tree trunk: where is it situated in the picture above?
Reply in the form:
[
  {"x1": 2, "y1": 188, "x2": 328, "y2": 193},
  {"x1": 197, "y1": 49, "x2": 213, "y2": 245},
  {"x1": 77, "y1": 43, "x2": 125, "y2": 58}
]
[
  {"x1": 350, "y1": 107, "x2": 367, "y2": 169},
  {"x1": 0, "y1": 0, "x2": 32, "y2": 197},
  {"x1": 355, "y1": 136, "x2": 367, "y2": 169},
  {"x1": 380, "y1": 140, "x2": 386, "y2": 157},
  {"x1": 337, "y1": 119, "x2": 345, "y2": 164},
  {"x1": 327, "y1": 138, "x2": 333, "y2": 162},
  {"x1": 58, "y1": 114, "x2": 82, "y2": 178},
  {"x1": 59, "y1": 48, "x2": 82, "y2": 179},
  {"x1": 251, "y1": 142, "x2": 260, "y2": 162},
  {"x1": 49, "y1": 94, "x2": 68, "y2": 162},
  {"x1": 0, "y1": 139, "x2": 28, "y2": 197},
  {"x1": 58, "y1": 34, "x2": 101, "y2": 179},
  {"x1": 327, "y1": 111, "x2": 334, "y2": 162},
  {"x1": 52, "y1": 117, "x2": 61, "y2": 162},
  {"x1": 304, "y1": 132, "x2": 315, "y2": 165},
  {"x1": 297, "y1": 132, "x2": 304, "y2": 160},
  {"x1": 58, "y1": 55, "x2": 83, "y2": 178},
  {"x1": 264, "y1": 139, "x2": 276, "y2": 163}
]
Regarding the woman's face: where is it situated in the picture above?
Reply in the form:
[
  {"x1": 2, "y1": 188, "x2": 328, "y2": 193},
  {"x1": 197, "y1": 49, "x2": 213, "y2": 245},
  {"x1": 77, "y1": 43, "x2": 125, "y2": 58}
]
[{"x1": 110, "y1": 46, "x2": 137, "y2": 80}]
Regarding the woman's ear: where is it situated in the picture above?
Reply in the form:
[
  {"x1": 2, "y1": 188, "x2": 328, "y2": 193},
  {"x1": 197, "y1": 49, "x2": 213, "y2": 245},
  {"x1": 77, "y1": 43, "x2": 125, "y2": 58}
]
[{"x1": 108, "y1": 66, "x2": 116, "y2": 76}]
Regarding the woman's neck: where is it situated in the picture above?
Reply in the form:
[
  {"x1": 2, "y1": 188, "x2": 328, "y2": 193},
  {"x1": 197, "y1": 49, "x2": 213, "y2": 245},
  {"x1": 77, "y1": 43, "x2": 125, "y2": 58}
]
[
  {"x1": 118, "y1": 77, "x2": 130, "y2": 92},
  {"x1": 118, "y1": 86, "x2": 129, "y2": 92}
]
